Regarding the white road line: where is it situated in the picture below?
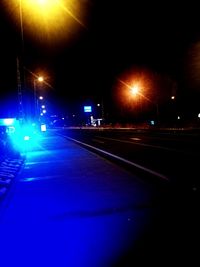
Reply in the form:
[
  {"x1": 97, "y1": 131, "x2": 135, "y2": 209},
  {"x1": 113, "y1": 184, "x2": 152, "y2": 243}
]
[
  {"x1": 92, "y1": 138, "x2": 105, "y2": 144},
  {"x1": 96, "y1": 136, "x2": 180, "y2": 153},
  {"x1": 131, "y1": 138, "x2": 142, "y2": 141},
  {"x1": 65, "y1": 136, "x2": 169, "y2": 181}
]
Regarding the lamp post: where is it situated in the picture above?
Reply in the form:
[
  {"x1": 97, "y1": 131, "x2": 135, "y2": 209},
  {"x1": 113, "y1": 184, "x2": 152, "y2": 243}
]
[
  {"x1": 16, "y1": 0, "x2": 25, "y2": 121},
  {"x1": 145, "y1": 98, "x2": 159, "y2": 124},
  {"x1": 33, "y1": 76, "x2": 44, "y2": 121}
]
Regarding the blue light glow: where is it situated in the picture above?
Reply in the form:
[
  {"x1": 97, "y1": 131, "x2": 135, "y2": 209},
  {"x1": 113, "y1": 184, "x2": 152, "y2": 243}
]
[
  {"x1": 24, "y1": 135, "x2": 30, "y2": 141},
  {"x1": 7, "y1": 126, "x2": 15, "y2": 134},
  {"x1": 0, "y1": 132, "x2": 153, "y2": 267},
  {"x1": 3, "y1": 118, "x2": 14, "y2": 125},
  {"x1": 8, "y1": 122, "x2": 41, "y2": 153}
]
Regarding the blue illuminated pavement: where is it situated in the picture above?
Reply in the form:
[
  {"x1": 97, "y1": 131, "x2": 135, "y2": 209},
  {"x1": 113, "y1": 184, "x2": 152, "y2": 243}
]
[{"x1": 0, "y1": 130, "x2": 192, "y2": 266}]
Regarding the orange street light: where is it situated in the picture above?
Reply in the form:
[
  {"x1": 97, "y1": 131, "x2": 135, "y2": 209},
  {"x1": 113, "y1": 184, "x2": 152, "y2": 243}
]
[
  {"x1": 131, "y1": 85, "x2": 139, "y2": 96},
  {"x1": 38, "y1": 76, "x2": 44, "y2": 82},
  {"x1": 34, "y1": 76, "x2": 44, "y2": 120},
  {"x1": 120, "y1": 79, "x2": 159, "y2": 122}
]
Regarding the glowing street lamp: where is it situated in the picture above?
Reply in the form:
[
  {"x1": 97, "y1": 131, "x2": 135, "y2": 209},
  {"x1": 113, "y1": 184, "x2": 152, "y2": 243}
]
[
  {"x1": 38, "y1": 76, "x2": 44, "y2": 82},
  {"x1": 120, "y1": 78, "x2": 159, "y2": 122},
  {"x1": 37, "y1": 0, "x2": 48, "y2": 5},
  {"x1": 131, "y1": 85, "x2": 139, "y2": 96},
  {"x1": 5, "y1": 0, "x2": 86, "y2": 44},
  {"x1": 34, "y1": 76, "x2": 44, "y2": 120},
  {"x1": 130, "y1": 83, "x2": 159, "y2": 122}
]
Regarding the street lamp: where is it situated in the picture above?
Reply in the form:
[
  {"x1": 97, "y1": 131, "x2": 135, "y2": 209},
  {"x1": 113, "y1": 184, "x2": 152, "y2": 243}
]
[
  {"x1": 33, "y1": 76, "x2": 44, "y2": 121},
  {"x1": 97, "y1": 102, "x2": 104, "y2": 119},
  {"x1": 130, "y1": 83, "x2": 159, "y2": 123},
  {"x1": 12, "y1": 0, "x2": 86, "y2": 44},
  {"x1": 131, "y1": 85, "x2": 139, "y2": 96},
  {"x1": 38, "y1": 76, "x2": 44, "y2": 82}
]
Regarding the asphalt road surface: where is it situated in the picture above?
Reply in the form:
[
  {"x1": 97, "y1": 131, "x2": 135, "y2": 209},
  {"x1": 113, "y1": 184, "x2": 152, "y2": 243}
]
[
  {"x1": 59, "y1": 128, "x2": 200, "y2": 192},
  {"x1": 0, "y1": 129, "x2": 199, "y2": 267}
]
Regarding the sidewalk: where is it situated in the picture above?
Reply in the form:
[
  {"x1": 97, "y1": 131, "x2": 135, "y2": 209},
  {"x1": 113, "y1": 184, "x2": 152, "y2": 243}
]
[
  {"x1": 0, "y1": 132, "x2": 24, "y2": 198},
  {"x1": 0, "y1": 131, "x2": 197, "y2": 266},
  {"x1": 0, "y1": 157, "x2": 24, "y2": 198}
]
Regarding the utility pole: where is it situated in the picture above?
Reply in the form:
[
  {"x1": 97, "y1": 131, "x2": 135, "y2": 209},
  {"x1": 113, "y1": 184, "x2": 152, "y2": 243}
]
[
  {"x1": 16, "y1": 0, "x2": 25, "y2": 122},
  {"x1": 16, "y1": 57, "x2": 24, "y2": 121}
]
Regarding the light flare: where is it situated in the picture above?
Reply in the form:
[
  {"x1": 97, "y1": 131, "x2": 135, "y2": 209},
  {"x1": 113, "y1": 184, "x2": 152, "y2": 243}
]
[
  {"x1": 115, "y1": 68, "x2": 155, "y2": 113},
  {"x1": 131, "y1": 85, "x2": 139, "y2": 95},
  {"x1": 3, "y1": 0, "x2": 87, "y2": 43},
  {"x1": 37, "y1": 0, "x2": 48, "y2": 5}
]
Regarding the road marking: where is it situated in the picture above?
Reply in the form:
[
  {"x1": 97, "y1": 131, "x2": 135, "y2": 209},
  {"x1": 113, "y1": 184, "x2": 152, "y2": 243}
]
[
  {"x1": 130, "y1": 137, "x2": 142, "y2": 141},
  {"x1": 96, "y1": 136, "x2": 180, "y2": 153},
  {"x1": 92, "y1": 138, "x2": 105, "y2": 144},
  {"x1": 65, "y1": 136, "x2": 169, "y2": 181}
]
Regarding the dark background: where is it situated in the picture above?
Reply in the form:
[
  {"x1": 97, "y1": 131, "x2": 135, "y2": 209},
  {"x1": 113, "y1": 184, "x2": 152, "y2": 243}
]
[{"x1": 0, "y1": 1, "x2": 200, "y2": 123}]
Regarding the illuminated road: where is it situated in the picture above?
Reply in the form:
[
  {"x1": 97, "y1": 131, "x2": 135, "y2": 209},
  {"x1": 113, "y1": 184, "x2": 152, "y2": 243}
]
[{"x1": 0, "y1": 130, "x2": 198, "y2": 266}]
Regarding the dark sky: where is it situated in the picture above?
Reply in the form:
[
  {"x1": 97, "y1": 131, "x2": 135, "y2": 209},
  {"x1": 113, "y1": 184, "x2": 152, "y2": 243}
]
[{"x1": 0, "y1": 0, "x2": 200, "y2": 118}]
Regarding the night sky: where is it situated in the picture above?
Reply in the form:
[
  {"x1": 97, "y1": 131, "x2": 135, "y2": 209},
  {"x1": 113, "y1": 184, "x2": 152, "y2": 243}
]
[{"x1": 0, "y1": 1, "x2": 200, "y2": 122}]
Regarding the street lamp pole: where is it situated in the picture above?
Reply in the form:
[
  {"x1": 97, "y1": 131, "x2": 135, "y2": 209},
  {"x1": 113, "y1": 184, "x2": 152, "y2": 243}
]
[
  {"x1": 141, "y1": 94, "x2": 159, "y2": 123},
  {"x1": 130, "y1": 86, "x2": 159, "y2": 123},
  {"x1": 16, "y1": 57, "x2": 24, "y2": 120},
  {"x1": 17, "y1": 0, "x2": 25, "y2": 121},
  {"x1": 156, "y1": 102, "x2": 159, "y2": 123},
  {"x1": 33, "y1": 76, "x2": 44, "y2": 121},
  {"x1": 33, "y1": 79, "x2": 37, "y2": 120}
]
